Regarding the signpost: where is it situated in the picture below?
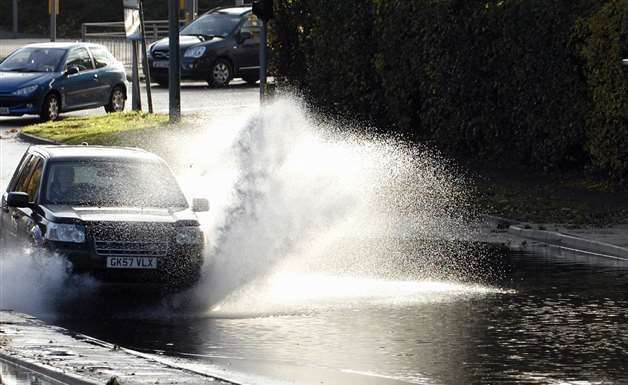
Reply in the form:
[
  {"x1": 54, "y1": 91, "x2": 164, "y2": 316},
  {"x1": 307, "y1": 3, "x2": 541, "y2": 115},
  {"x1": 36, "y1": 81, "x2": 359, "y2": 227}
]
[
  {"x1": 139, "y1": 0, "x2": 153, "y2": 113},
  {"x1": 252, "y1": 0, "x2": 273, "y2": 102},
  {"x1": 49, "y1": 0, "x2": 59, "y2": 42},
  {"x1": 124, "y1": 0, "x2": 142, "y2": 111},
  {"x1": 12, "y1": 0, "x2": 18, "y2": 38},
  {"x1": 184, "y1": 0, "x2": 198, "y2": 25},
  {"x1": 168, "y1": 0, "x2": 181, "y2": 123}
]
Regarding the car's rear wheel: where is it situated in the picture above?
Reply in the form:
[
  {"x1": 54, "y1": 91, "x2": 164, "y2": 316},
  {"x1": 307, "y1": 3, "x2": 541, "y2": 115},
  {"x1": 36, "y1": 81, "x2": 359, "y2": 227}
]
[
  {"x1": 104, "y1": 86, "x2": 125, "y2": 113},
  {"x1": 208, "y1": 59, "x2": 232, "y2": 87},
  {"x1": 40, "y1": 93, "x2": 60, "y2": 122},
  {"x1": 241, "y1": 75, "x2": 259, "y2": 85}
]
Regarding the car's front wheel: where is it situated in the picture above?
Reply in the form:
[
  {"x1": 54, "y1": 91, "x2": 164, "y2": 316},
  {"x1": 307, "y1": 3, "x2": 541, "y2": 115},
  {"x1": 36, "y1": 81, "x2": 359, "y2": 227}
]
[
  {"x1": 40, "y1": 93, "x2": 60, "y2": 121},
  {"x1": 104, "y1": 86, "x2": 125, "y2": 113},
  {"x1": 208, "y1": 59, "x2": 232, "y2": 87}
]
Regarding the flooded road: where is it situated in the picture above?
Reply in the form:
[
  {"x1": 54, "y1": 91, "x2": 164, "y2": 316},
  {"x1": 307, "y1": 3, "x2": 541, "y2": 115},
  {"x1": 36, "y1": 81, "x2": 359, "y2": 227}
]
[{"x1": 44, "y1": 247, "x2": 628, "y2": 385}]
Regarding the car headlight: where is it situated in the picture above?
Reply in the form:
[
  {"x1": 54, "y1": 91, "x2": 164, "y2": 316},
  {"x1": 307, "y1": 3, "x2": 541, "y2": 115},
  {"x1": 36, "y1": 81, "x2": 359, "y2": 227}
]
[
  {"x1": 175, "y1": 226, "x2": 203, "y2": 245},
  {"x1": 12, "y1": 85, "x2": 38, "y2": 96},
  {"x1": 45, "y1": 223, "x2": 86, "y2": 243},
  {"x1": 184, "y1": 46, "x2": 206, "y2": 58}
]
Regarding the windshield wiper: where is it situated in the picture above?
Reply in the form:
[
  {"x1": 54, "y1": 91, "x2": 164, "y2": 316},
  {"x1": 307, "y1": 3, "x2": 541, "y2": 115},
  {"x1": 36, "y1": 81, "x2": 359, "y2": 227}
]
[{"x1": 182, "y1": 33, "x2": 219, "y2": 41}]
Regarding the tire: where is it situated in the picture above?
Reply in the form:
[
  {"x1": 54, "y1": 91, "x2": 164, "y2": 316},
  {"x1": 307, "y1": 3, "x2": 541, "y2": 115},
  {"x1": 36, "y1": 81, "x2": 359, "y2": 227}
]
[
  {"x1": 104, "y1": 86, "x2": 125, "y2": 113},
  {"x1": 208, "y1": 59, "x2": 232, "y2": 87},
  {"x1": 241, "y1": 75, "x2": 259, "y2": 85},
  {"x1": 40, "y1": 93, "x2": 60, "y2": 121}
]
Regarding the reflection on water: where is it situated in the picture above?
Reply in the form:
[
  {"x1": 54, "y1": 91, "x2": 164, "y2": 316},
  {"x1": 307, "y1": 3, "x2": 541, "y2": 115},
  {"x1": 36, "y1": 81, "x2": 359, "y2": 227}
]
[{"x1": 48, "y1": 248, "x2": 628, "y2": 385}]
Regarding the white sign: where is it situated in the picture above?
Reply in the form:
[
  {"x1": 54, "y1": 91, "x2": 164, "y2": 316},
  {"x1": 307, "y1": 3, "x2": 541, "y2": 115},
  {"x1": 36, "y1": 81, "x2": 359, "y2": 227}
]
[{"x1": 124, "y1": 8, "x2": 141, "y2": 40}]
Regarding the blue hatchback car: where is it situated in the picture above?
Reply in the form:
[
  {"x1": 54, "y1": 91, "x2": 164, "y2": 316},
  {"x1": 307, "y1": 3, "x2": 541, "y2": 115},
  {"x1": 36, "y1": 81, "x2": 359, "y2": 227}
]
[{"x1": 0, "y1": 42, "x2": 127, "y2": 121}]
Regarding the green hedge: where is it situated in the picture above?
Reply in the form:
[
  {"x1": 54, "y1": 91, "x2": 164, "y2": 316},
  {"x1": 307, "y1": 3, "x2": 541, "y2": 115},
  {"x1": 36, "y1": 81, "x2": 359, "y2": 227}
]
[{"x1": 270, "y1": 0, "x2": 628, "y2": 180}]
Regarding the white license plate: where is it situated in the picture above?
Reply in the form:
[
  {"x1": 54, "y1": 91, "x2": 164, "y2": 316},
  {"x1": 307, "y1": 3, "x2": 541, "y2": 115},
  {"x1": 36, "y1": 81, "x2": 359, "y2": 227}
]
[
  {"x1": 153, "y1": 61, "x2": 169, "y2": 68},
  {"x1": 0, "y1": 107, "x2": 9, "y2": 115},
  {"x1": 106, "y1": 256, "x2": 158, "y2": 269}
]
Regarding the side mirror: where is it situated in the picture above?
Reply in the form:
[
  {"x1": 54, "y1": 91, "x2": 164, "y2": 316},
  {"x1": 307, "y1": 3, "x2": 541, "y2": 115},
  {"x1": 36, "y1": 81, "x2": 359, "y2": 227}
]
[
  {"x1": 238, "y1": 31, "x2": 252, "y2": 43},
  {"x1": 192, "y1": 198, "x2": 209, "y2": 212},
  {"x1": 6, "y1": 192, "x2": 30, "y2": 208},
  {"x1": 64, "y1": 66, "x2": 79, "y2": 76}
]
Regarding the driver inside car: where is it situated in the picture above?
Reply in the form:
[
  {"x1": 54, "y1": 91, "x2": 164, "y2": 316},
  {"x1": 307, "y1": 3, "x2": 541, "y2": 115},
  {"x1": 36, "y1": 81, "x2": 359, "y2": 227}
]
[{"x1": 47, "y1": 166, "x2": 75, "y2": 203}]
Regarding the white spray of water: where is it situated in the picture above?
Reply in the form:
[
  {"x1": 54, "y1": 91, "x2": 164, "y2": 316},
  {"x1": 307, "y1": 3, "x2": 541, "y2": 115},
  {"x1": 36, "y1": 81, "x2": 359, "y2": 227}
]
[
  {"x1": 163, "y1": 97, "x2": 490, "y2": 316},
  {"x1": 0, "y1": 243, "x2": 72, "y2": 314}
]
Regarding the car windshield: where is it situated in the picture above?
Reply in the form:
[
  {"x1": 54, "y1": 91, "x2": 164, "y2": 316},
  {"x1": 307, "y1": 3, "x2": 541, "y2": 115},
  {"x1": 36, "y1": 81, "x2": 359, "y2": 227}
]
[
  {"x1": 180, "y1": 13, "x2": 241, "y2": 38},
  {"x1": 44, "y1": 161, "x2": 188, "y2": 208},
  {"x1": 0, "y1": 47, "x2": 66, "y2": 72}
]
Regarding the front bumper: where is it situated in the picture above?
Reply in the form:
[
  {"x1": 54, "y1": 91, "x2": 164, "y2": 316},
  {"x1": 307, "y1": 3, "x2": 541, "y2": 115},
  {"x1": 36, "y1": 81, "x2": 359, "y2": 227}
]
[
  {"x1": 147, "y1": 56, "x2": 214, "y2": 80},
  {"x1": 0, "y1": 94, "x2": 42, "y2": 116},
  {"x1": 46, "y1": 240, "x2": 204, "y2": 290}
]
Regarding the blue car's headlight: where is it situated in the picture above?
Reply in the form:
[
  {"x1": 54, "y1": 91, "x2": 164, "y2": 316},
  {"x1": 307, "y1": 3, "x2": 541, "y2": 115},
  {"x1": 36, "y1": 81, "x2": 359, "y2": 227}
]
[
  {"x1": 184, "y1": 46, "x2": 206, "y2": 58},
  {"x1": 45, "y1": 223, "x2": 86, "y2": 243},
  {"x1": 12, "y1": 85, "x2": 39, "y2": 97}
]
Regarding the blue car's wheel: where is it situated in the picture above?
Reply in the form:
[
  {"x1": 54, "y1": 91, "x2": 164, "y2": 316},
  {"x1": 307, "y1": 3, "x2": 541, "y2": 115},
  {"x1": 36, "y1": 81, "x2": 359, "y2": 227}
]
[
  {"x1": 40, "y1": 93, "x2": 60, "y2": 121},
  {"x1": 105, "y1": 86, "x2": 125, "y2": 113}
]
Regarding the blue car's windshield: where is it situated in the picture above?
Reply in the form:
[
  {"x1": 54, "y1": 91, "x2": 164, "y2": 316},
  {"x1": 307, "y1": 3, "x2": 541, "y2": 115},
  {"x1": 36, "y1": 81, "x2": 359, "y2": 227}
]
[
  {"x1": 0, "y1": 47, "x2": 66, "y2": 73},
  {"x1": 180, "y1": 13, "x2": 241, "y2": 38}
]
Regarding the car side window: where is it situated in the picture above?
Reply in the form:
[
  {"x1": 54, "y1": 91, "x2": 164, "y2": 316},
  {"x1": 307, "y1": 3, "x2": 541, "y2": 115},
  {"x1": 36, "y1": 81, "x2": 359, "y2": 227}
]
[
  {"x1": 8, "y1": 153, "x2": 32, "y2": 191},
  {"x1": 65, "y1": 47, "x2": 94, "y2": 72},
  {"x1": 23, "y1": 158, "x2": 44, "y2": 202},
  {"x1": 90, "y1": 46, "x2": 113, "y2": 69},
  {"x1": 240, "y1": 14, "x2": 261, "y2": 38},
  {"x1": 13, "y1": 155, "x2": 37, "y2": 193}
]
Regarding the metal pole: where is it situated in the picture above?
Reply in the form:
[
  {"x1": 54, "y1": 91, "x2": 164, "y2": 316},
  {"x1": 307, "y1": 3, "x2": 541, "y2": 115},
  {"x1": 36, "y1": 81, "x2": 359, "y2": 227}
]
[
  {"x1": 12, "y1": 0, "x2": 18, "y2": 38},
  {"x1": 139, "y1": 0, "x2": 153, "y2": 113},
  {"x1": 168, "y1": 0, "x2": 181, "y2": 123},
  {"x1": 50, "y1": 0, "x2": 57, "y2": 42},
  {"x1": 259, "y1": 20, "x2": 267, "y2": 102},
  {"x1": 184, "y1": 0, "x2": 192, "y2": 25},
  {"x1": 131, "y1": 40, "x2": 142, "y2": 111}
]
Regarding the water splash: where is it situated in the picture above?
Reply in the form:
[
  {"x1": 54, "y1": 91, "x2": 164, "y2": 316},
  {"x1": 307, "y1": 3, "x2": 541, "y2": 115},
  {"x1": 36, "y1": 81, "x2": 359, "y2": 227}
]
[
  {"x1": 164, "y1": 97, "x2": 493, "y2": 314},
  {"x1": 0, "y1": 241, "x2": 98, "y2": 315}
]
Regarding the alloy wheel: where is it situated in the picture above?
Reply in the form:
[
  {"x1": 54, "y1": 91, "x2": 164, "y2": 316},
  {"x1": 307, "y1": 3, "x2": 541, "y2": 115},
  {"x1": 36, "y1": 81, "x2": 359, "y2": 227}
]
[
  {"x1": 212, "y1": 62, "x2": 230, "y2": 85},
  {"x1": 111, "y1": 89, "x2": 125, "y2": 112},
  {"x1": 47, "y1": 95, "x2": 59, "y2": 120}
]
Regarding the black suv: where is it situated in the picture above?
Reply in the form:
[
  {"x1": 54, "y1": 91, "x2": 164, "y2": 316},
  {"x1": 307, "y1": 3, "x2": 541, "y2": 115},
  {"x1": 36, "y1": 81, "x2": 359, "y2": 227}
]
[
  {"x1": 148, "y1": 6, "x2": 260, "y2": 87},
  {"x1": 0, "y1": 145, "x2": 209, "y2": 290}
]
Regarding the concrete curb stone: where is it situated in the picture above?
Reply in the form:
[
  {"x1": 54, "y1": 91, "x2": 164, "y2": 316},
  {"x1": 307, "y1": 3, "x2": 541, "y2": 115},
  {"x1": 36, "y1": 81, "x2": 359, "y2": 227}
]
[
  {"x1": 508, "y1": 225, "x2": 628, "y2": 261},
  {"x1": 17, "y1": 131, "x2": 61, "y2": 145}
]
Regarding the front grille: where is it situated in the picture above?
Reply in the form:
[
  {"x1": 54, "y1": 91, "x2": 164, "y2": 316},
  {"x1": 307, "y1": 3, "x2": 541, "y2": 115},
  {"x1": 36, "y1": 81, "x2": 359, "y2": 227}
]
[
  {"x1": 153, "y1": 50, "x2": 169, "y2": 59},
  {"x1": 89, "y1": 222, "x2": 172, "y2": 257},
  {"x1": 94, "y1": 239, "x2": 168, "y2": 257}
]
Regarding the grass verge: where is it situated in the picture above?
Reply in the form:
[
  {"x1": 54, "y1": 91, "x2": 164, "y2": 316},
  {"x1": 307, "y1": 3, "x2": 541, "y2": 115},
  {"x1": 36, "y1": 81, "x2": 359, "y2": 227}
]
[{"x1": 21, "y1": 112, "x2": 169, "y2": 145}]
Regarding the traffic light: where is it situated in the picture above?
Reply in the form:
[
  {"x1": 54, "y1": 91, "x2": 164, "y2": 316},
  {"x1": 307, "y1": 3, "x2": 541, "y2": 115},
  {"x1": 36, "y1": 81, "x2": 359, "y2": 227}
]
[{"x1": 252, "y1": 0, "x2": 273, "y2": 22}]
